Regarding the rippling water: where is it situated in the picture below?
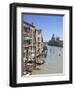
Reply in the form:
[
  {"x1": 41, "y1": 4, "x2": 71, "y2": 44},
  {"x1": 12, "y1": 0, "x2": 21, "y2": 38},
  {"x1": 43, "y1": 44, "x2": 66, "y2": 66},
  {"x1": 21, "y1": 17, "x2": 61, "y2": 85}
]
[{"x1": 32, "y1": 45, "x2": 63, "y2": 75}]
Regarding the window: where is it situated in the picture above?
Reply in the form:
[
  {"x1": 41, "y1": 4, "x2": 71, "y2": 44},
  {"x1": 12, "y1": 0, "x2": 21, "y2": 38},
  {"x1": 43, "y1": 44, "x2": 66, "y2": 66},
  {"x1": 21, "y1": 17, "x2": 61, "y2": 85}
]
[
  {"x1": 24, "y1": 40, "x2": 32, "y2": 45},
  {"x1": 38, "y1": 37, "x2": 40, "y2": 41},
  {"x1": 24, "y1": 27, "x2": 30, "y2": 33},
  {"x1": 23, "y1": 52, "x2": 25, "y2": 57}
]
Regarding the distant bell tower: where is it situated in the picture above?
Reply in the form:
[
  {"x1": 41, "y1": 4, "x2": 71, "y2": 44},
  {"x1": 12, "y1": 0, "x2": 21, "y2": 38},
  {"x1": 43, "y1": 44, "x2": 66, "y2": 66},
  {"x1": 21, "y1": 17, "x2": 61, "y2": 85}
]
[{"x1": 51, "y1": 34, "x2": 55, "y2": 41}]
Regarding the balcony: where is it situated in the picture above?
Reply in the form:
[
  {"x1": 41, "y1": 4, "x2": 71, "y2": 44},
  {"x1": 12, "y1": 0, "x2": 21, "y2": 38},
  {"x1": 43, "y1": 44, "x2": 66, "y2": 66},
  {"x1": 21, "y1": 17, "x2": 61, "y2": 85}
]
[
  {"x1": 23, "y1": 32, "x2": 32, "y2": 37},
  {"x1": 23, "y1": 44, "x2": 32, "y2": 48},
  {"x1": 23, "y1": 37, "x2": 32, "y2": 40}
]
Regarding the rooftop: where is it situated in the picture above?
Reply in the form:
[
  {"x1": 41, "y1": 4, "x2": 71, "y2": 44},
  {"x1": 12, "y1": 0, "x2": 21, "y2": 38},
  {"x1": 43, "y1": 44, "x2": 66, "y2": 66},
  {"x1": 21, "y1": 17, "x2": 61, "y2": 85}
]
[{"x1": 24, "y1": 21, "x2": 35, "y2": 28}]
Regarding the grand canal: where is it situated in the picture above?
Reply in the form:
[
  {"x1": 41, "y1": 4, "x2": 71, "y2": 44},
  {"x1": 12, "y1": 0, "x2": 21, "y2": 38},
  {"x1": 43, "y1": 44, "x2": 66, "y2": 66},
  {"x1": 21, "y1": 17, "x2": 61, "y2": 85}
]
[{"x1": 32, "y1": 45, "x2": 63, "y2": 75}]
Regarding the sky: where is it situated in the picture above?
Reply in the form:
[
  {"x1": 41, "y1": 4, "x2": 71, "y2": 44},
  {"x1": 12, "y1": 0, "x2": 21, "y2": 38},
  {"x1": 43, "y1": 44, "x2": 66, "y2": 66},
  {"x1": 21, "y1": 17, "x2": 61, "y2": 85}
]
[{"x1": 22, "y1": 14, "x2": 63, "y2": 42}]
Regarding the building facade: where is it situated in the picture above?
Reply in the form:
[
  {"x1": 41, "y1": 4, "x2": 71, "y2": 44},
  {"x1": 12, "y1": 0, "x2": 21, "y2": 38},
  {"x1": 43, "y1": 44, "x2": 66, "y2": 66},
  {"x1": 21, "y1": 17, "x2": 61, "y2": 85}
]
[
  {"x1": 48, "y1": 34, "x2": 63, "y2": 47},
  {"x1": 36, "y1": 30, "x2": 43, "y2": 56},
  {"x1": 22, "y1": 21, "x2": 43, "y2": 75}
]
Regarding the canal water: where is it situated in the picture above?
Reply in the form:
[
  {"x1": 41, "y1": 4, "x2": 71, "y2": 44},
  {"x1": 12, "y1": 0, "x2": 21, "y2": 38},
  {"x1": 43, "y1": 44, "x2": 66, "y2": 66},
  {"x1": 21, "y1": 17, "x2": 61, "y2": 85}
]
[{"x1": 32, "y1": 45, "x2": 63, "y2": 75}]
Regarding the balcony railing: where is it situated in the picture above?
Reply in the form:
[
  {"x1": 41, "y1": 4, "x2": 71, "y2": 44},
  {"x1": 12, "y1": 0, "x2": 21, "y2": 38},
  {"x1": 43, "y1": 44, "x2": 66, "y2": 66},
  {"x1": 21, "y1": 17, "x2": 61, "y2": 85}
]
[
  {"x1": 23, "y1": 32, "x2": 32, "y2": 37},
  {"x1": 23, "y1": 37, "x2": 32, "y2": 40}
]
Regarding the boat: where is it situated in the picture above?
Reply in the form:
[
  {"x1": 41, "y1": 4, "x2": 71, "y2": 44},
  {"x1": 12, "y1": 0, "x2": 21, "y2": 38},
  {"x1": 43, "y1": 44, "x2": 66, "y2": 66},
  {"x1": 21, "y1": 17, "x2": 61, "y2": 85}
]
[{"x1": 36, "y1": 59, "x2": 45, "y2": 65}]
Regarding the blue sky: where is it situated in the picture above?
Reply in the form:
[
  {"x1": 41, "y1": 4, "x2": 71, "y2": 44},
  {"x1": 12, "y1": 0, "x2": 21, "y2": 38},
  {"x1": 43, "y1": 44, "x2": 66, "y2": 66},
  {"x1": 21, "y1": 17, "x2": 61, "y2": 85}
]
[{"x1": 22, "y1": 14, "x2": 63, "y2": 42}]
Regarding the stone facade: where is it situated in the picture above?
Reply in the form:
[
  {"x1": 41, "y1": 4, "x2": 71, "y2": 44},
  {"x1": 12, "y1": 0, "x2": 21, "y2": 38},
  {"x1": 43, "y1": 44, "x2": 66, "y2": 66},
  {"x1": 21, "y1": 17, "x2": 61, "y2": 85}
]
[{"x1": 22, "y1": 21, "x2": 43, "y2": 74}]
